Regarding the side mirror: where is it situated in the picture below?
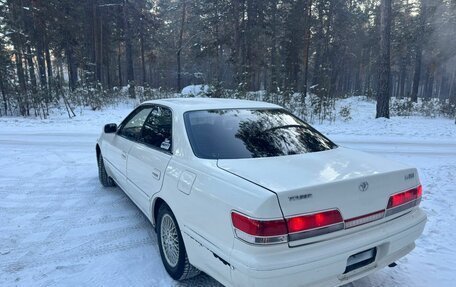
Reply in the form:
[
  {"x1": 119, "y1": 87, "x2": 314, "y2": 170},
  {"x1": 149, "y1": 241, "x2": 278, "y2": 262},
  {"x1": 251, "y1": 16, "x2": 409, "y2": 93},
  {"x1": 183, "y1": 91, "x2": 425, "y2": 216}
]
[{"x1": 104, "y1": 123, "x2": 117, "y2": 133}]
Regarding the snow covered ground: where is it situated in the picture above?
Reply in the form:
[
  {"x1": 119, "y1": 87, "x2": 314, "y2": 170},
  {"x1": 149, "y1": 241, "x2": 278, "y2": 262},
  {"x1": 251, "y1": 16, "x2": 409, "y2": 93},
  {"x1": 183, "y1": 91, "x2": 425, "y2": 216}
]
[{"x1": 0, "y1": 97, "x2": 455, "y2": 287}]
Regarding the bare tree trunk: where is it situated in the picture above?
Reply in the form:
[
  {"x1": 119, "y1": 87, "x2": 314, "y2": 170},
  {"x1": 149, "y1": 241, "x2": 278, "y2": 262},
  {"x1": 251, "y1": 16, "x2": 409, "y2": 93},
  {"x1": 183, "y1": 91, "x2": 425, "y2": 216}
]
[
  {"x1": 66, "y1": 44, "x2": 78, "y2": 91},
  {"x1": 140, "y1": 25, "x2": 147, "y2": 86},
  {"x1": 176, "y1": 0, "x2": 187, "y2": 92},
  {"x1": 312, "y1": 2, "x2": 324, "y2": 86},
  {"x1": 376, "y1": 0, "x2": 391, "y2": 118},
  {"x1": 36, "y1": 46, "x2": 47, "y2": 89},
  {"x1": 449, "y1": 70, "x2": 456, "y2": 105},
  {"x1": 117, "y1": 5, "x2": 123, "y2": 87},
  {"x1": 399, "y1": 59, "x2": 406, "y2": 99},
  {"x1": 215, "y1": 16, "x2": 223, "y2": 86},
  {"x1": 123, "y1": 0, "x2": 135, "y2": 97},
  {"x1": 44, "y1": 34, "x2": 53, "y2": 92},
  {"x1": 30, "y1": 2, "x2": 48, "y2": 93},
  {"x1": 106, "y1": 47, "x2": 112, "y2": 88},
  {"x1": 91, "y1": 0, "x2": 101, "y2": 83},
  {"x1": 268, "y1": 0, "x2": 278, "y2": 92},
  {"x1": 0, "y1": 72, "x2": 7, "y2": 115},
  {"x1": 411, "y1": 0, "x2": 426, "y2": 102},
  {"x1": 99, "y1": 7, "x2": 104, "y2": 85},
  {"x1": 42, "y1": 41, "x2": 51, "y2": 117},
  {"x1": 302, "y1": 0, "x2": 312, "y2": 99},
  {"x1": 231, "y1": 0, "x2": 243, "y2": 88},
  {"x1": 26, "y1": 45, "x2": 37, "y2": 95},
  {"x1": 118, "y1": 42, "x2": 122, "y2": 86},
  {"x1": 14, "y1": 51, "x2": 27, "y2": 116},
  {"x1": 245, "y1": 0, "x2": 256, "y2": 91},
  {"x1": 424, "y1": 63, "x2": 435, "y2": 99},
  {"x1": 411, "y1": 48, "x2": 422, "y2": 102}
]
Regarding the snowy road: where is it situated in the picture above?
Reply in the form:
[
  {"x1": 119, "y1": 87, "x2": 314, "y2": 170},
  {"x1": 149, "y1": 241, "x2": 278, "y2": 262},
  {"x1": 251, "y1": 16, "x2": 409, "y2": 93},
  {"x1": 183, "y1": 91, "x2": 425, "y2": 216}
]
[{"x1": 1, "y1": 130, "x2": 455, "y2": 287}]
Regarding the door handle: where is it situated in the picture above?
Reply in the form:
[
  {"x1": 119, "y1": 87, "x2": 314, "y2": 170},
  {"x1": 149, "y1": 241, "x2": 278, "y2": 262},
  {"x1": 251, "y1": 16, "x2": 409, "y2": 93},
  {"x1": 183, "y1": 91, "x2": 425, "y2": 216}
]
[
  {"x1": 152, "y1": 168, "x2": 161, "y2": 180},
  {"x1": 121, "y1": 153, "x2": 127, "y2": 160}
]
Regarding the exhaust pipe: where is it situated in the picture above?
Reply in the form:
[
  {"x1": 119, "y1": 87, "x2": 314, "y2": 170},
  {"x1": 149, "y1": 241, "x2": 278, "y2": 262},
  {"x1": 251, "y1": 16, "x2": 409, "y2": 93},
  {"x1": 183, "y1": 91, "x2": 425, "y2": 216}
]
[{"x1": 388, "y1": 262, "x2": 397, "y2": 268}]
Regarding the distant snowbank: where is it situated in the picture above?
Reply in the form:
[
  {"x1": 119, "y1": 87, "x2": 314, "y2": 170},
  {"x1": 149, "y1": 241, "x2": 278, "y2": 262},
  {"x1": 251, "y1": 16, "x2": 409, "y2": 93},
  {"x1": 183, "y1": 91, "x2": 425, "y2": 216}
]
[
  {"x1": 181, "y1": 85, "x2": 212, "y2": 97},
  {"x1": 0, "y1": 95, "x2": 454, "y2": 142},
  {"x1": 313, "y1": 96, "x2": 456, "y2": 142}
]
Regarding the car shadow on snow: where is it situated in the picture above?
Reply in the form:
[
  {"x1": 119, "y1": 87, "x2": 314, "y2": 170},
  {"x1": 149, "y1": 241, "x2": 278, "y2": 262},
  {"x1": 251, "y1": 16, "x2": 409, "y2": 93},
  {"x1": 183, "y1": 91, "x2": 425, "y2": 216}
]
[{"x1": 174, "y1": 273, "x2": 223, "y2": 287}]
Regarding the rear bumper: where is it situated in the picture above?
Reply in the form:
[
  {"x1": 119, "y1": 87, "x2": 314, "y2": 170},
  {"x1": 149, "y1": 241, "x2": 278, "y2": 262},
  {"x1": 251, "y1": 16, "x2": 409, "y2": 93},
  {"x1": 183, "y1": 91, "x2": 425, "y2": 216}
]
[{"x1": 229, "y1": 208, "x2": 427, "y2": 287}]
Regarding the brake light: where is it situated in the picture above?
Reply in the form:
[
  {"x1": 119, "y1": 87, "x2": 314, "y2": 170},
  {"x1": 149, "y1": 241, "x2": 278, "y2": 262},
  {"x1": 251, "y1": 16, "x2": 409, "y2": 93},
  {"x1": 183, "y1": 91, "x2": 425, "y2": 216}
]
[
  {"x1": 231, "y1": 209, "x2": 345, "y2": 245},
  {"x1": 231, "y1": 212, "x2": 287, "y2": 236},
  {"x1": 231, "y1": 212, "x2": 288, "y2": 244},
  {"x1": 286, "y1": 209, "x2": 344, "y2": 240},
  {"x1": 387, "y1": 185, "x2": 422, "y2": 208},
  {"x1": 287, "y1": 210, "x2": 343, "y2": 233},
  {"x1": 386, "y1": 185, "x2": 422, "y2": 217}
]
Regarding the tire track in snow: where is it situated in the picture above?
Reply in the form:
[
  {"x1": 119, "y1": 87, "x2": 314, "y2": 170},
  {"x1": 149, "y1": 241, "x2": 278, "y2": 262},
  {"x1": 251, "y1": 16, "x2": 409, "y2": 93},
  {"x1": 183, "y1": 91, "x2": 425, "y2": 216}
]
[
  {"x1": 1, "y1": 144, "x2": 107, "y2": 270},
  {"x1": 3, "y1": 220, "x2": 152, "y2": 265},
  {"x1": 1, "y1": 210, "x2": 146, "y2": 247},
  {"x1": 3, "y1": 236, "x2": 154, "y2": 273},
  {"x1": 1, "y1": 187, "x2": 154, "y2": 277}
]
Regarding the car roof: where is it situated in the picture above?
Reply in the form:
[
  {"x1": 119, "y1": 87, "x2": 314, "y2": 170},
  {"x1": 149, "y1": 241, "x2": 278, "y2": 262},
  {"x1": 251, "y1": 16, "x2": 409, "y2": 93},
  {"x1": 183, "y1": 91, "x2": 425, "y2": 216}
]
[{"x1": 142, "y1": 97, "x2": 281, "y2": 113}]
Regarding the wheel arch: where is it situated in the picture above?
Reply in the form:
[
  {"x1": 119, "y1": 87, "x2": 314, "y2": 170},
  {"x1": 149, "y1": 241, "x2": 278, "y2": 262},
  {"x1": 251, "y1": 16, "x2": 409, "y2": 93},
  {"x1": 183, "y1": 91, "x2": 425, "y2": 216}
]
[
  {"x1": 96, "y1": 144, "x2": 101, "y2": 160},
  {"x1": 152, "y1": 197, "x2": 167, "y2": 227}
]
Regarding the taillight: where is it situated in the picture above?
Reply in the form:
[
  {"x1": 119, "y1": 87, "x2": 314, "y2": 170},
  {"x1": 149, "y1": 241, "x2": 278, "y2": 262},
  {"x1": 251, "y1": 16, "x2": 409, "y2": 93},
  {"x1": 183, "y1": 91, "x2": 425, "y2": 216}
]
[
  {"x1": 231, "y1": 212, "x2": 288, "y2": 245},
  {"x1": 386, "y1": 185, "x2": 422, "y2": 217},
  {"x1": 232, "y1": 186, "x2": 423, "y2": 245},
  {"x1": 231, "y1": 209, "x2": 344, "y2": 245},
  {"x1": 286, "y1": 210, "x2": 344, "y2": 241},
  {"x1": 287, "y1": 210, "x2": 343, "y2": 232}
]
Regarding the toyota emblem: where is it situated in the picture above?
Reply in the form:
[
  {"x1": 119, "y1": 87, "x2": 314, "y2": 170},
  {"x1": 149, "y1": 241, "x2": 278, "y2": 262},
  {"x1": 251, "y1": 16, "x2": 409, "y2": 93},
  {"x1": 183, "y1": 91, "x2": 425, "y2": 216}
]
[{"x1": 359, "y1": 181, "x2": 369, "y2": 192}]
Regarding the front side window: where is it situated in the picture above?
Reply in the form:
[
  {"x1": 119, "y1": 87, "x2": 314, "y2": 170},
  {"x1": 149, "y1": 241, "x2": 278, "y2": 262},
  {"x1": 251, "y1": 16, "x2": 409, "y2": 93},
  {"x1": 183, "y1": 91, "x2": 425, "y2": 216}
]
[
  {"x1": 140, "y1": 106, "x2": 172, "y2": 152},
  {"x1": 184, "y1": 109, "x2": 337, "y2": 159},
  {"x1": 118, "y1": 107, "x2": 153, "y2": 141}
]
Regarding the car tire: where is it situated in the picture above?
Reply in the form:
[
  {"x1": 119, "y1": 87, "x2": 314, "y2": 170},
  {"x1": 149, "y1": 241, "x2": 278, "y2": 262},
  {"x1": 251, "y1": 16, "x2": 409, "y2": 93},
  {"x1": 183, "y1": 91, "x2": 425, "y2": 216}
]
[
  {"x1": 98, "y1": 154, "x2": 115, "y2": 187},
  {"x1": 157, "y1": 204, "x2": 200, "y2": 281}
]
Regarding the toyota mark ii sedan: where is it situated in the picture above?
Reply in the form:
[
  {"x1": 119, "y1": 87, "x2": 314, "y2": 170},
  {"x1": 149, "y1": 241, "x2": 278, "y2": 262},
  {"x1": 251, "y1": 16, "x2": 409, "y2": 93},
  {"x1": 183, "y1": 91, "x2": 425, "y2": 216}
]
[{"x1": 96, "y1": 98, "x2": 427, "y2": 287}]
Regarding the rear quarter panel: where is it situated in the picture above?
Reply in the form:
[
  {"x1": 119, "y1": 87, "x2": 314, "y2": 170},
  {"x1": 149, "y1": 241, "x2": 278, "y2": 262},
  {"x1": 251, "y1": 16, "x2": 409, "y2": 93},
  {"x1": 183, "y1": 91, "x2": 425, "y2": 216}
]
[{"x1": 155, "y1": 157, "x2": 283, "y2": 286}]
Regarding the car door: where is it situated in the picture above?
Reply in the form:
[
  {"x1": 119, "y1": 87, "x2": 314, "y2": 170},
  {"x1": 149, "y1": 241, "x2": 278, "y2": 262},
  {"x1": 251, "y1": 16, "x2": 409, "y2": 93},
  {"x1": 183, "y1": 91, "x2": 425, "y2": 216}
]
[
  {"x1": 126, "y1": 105, "x2": 173, "y2": 214},
  {"x1": 104, "y1": 106, "x2": 153, "y2": 190}
]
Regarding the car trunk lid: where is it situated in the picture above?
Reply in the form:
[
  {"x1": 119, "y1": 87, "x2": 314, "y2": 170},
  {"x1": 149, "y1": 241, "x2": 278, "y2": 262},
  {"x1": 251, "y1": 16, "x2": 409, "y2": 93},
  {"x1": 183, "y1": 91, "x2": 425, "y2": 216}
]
[{"x1": 217, "y1": 148, "x2": 420, "y2": 221}]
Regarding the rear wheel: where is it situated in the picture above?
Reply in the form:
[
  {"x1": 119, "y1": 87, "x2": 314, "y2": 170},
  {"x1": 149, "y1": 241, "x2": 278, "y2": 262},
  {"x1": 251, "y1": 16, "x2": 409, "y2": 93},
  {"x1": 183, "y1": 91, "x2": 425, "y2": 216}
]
[
  {"x1": 97, "y1": 154, "x2": 115, "y2": 187},
  {"x1": 157, "y1": 204, "x2": 200, "y2": 280}
]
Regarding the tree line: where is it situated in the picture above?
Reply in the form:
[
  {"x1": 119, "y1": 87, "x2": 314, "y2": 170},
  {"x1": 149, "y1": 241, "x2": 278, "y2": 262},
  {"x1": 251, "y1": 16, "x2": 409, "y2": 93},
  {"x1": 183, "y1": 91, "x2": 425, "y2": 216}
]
[{"x1": 0, "y1": 0, "x2": 455, "y2": 118}]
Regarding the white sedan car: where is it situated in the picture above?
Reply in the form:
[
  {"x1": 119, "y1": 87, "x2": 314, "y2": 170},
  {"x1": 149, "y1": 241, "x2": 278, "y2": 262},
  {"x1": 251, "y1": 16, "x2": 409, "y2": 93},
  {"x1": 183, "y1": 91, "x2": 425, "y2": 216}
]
[{"x1": 96, "y1": 98, "x2": 427, "y2": 287}]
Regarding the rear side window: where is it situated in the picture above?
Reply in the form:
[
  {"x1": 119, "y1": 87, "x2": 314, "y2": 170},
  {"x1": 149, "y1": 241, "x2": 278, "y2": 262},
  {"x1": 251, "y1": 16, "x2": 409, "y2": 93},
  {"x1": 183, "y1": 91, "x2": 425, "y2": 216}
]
[{"x1": 184, "y1": 109, "x2": 336, "y2": 159}]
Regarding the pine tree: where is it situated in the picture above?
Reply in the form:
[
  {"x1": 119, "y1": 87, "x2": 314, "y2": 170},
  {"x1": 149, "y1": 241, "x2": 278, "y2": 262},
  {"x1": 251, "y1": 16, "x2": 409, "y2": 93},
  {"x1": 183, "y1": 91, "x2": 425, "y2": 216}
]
[{"x1": 376, "y1": 0, "x2": 392, "y2": 118}]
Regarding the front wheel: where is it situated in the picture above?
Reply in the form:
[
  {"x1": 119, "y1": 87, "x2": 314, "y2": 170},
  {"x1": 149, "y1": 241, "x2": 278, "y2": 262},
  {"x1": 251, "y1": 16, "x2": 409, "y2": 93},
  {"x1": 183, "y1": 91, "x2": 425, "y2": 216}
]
[
  {"x1": 97, "y1": 154, "x2": 115, "y2": 187},
  {"x1": 157, "y1": 204, "x2": 200, "y2": 280}
]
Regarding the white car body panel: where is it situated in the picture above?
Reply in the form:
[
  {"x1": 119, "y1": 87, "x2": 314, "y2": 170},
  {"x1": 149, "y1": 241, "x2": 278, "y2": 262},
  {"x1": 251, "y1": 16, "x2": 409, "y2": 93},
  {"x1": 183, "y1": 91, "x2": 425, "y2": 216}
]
[
  {"x1": 230, "y1": 208, "x2": 426, "y2": 287},
  {"x1": 126, "y1": 142, "x2": 171, "y2": 213},
  {"x1": 97, "y1": 98, "x2": 427, "y2": 287},
  {"x1": 217, "y1": 147, "x2": 420, "y2": 219},
  {"x1": 103, "y1": 134, "x2": 132, "y2": 189}
]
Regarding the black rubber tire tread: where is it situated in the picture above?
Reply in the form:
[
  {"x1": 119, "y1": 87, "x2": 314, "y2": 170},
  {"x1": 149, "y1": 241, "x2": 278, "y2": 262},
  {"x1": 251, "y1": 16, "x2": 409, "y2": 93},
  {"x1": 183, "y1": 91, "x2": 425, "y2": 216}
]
[
  {"x1": 98, "y1": 154, "x2": 115, "y2": 187},
  {"x1": 157, "y1": 204, "x2": 200, "y2": 281}
]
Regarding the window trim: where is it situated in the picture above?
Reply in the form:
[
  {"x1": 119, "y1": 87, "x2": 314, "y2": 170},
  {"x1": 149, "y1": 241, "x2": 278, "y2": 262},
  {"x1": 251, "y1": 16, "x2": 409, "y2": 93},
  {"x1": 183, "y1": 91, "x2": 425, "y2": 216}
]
[
  {"x1": 137, "y1": 105, "x2": 174, "y2": 155},
  {"x1": 183, "y1": 107, "x2": 337, "y2": 160},
  {"x1": 117, "y1": 105, "x2": 154, "y2": 142},
  {"x1": 116, "y1": 104, "x2": 174, "y2": 155}
]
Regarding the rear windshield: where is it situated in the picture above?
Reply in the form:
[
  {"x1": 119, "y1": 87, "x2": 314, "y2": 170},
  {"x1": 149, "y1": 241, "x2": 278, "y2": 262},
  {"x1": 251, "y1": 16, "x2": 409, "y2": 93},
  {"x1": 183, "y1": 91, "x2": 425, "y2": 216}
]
[{"x1": 184, "y1": 109, "x2": 337, "y2": 159}]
